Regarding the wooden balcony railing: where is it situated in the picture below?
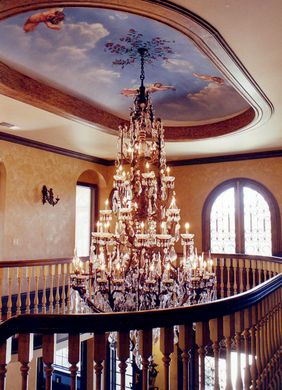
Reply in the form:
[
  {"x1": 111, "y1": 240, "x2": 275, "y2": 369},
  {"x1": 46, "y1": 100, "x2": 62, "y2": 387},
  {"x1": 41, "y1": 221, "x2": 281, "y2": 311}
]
[
  {"x1": 0, "y1": 254, "x2": 281, "y2": 390},
  {"x1": 0, "y1": 254, "x2": 280, "y2": 321}
]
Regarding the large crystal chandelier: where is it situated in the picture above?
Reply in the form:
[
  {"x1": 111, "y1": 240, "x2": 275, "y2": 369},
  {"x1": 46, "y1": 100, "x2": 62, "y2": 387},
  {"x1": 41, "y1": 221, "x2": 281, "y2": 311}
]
[{"x1": 72, "y1": 48, "x2": 216, "y2": 313}]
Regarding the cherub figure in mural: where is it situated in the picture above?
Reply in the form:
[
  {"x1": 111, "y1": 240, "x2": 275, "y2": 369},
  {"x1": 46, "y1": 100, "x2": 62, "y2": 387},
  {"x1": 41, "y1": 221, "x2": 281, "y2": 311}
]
[
  {"x1": 23, "y1": 8, "x2": 65, "y2": 33},
  {"x1": 121, "y1": 82, "x2": 176, "y2": 96},
  {"x1": 192, "y1": 73, "x2": 224, "y2": 85}
]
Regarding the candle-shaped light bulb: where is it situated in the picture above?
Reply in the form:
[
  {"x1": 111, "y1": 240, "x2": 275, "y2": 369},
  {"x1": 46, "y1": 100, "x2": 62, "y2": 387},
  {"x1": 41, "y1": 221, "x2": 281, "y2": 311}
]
[
  {"x1": 145, "y1": 161, "x2": 150, "y2": 170},
  {"x1": 122, "y1": 171, "x2": 126, "y2": 178},
  {"x1": 166, "y1": 166, "x2": 170, "y2": 175},
  {"x1": 134, "y1": 202, "x2": 138, "y2": 209},
  {"x1": 97, "y1": 221, "x2": 100, "y2": 232},
  {"x1": 161, "y1": 221, "x2": 167, "y2": 234},
  {"x1": 116, "y1": 262, "x2": 121, "y2": 271},
  {"x1": 166, "y1": 263, "x2": 170, "y2": 271},
  {"x1": 141, "y1": 221, "x2": 144, "y2": 234},
  {"x1": 185, "y1": 222, "x2": 190, "y2": 234},
  {"x1": 105, "y1": 199, "x2": 109, "y2": 209}
]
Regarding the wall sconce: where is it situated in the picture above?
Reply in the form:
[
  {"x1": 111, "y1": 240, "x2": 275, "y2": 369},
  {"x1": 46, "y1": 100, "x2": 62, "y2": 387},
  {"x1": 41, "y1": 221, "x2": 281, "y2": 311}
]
[{"x1": 42, "y1": 185, "x2": 60, "y2": 206}]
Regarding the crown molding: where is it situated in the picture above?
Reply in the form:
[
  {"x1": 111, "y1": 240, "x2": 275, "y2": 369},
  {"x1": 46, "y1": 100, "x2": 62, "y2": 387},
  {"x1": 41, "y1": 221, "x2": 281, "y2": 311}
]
[
  {"x1": 0, "y1": 131, "x2": 114, "y2": 166},
  {"x1": 168, "y1": 150, "x2": 282, "y2": 167}
]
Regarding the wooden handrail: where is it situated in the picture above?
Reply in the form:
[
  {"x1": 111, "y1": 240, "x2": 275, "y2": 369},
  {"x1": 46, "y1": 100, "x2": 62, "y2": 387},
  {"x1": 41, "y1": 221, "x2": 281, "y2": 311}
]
[
  {"x1": 0, "y1": 256, "x2": 89, "y2": 268},
  {"x1": 0, "y1": 273, "x2": 280, "y2": 344},
  {"x1": 212, "y1": 252, "x2": 282, "y2": 264},
  {"x1": 0, "y1": 253, "x2": 280, "y2": 268}
]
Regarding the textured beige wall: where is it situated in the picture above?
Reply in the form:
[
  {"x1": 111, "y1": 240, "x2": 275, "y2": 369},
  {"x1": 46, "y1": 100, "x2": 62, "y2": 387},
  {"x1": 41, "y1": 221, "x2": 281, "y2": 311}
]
[
  {"x1": 172, "y1": 157, "x2": 282, "y2": 252},
  {"x1": 0, "y1": 140, "x2": 113, "y2": 260},
  {"x1": 1, "y1": 139, "x2": 281, "y2": 260}
]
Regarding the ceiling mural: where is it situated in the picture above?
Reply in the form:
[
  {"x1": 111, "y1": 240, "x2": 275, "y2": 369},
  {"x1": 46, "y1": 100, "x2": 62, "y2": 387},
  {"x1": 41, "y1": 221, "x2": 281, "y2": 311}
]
[{"x1": 0, "y1": 7, "x2": 251, "y2": 127}]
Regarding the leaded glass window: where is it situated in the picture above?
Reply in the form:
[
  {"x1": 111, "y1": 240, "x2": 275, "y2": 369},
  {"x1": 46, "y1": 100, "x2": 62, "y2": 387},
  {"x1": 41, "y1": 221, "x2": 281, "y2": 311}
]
[
  {"x1": 243, "y1": 187, "x2": 272, "y2": 255},
  {"x1": 210, "y1": 188, "x2": 236, "y2": 253},
  {"x1": 205, "y1": 178, "x2": 279, "y2": 256}
]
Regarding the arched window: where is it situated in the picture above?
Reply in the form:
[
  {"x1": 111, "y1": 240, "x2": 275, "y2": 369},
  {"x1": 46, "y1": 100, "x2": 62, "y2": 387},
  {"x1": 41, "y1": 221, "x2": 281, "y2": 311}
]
[{"x1": 202, "y1": 178, "x2": 281, "y2": 255}]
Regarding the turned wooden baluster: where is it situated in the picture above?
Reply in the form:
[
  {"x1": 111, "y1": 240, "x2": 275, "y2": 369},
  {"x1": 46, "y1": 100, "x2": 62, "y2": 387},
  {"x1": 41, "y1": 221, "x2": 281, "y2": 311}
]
[
  {"x1": 34, "y1": 267, "x2": 40, "y2": 314},
  {"x1": 18, "y1": 333, "x2": 34, "y2": 390},
  {"x1": 250, "y1": 305, "x2": 258, "y2": 390},
  {"x1": 93, "y1": 333, "x2": 106, "y2": 390},
  {"x1": 252, "y1": 260, "x2": 257, "y2": 288},
  {"x1": 273, "y1": 290, "x2": 281, "y2": 388},
  {"x1": 68, "y1": 334, "x2": 80, "y2": 390},
  {"x1": 223, "y1": 314, "x2": 234, "y2": 390},
  {"x1": 16, "y1": 267, "x2": 22, "y2": 315},
  {"x1": 42, "y1": 334, "x2": 56, "y2": 390},
  {"x1": 267, "y1": 295, "x2": 275, "y2": 387},
  {"x1": 234, "y1": 311, "x2": 243, "y2": 390},
  {"x1": 257, "y1": 261, "x2": 262, "y2": 285},
  {"x1": 88, "y1": 263, "x2": 93, "y2": 304},
  {"x1": 263, "y1": 261, "x2": 268, "y2": 282},
  {"x1": 263, "y1": 298, "x2": 270, "y2": 387},
  {"x1": 55, "y1": 264, "x2": 61, "y2": 313},
  {"x1": 25, "y1": 267, "x2": 32, "y2": 314},
  {"x1": 260, "y1": 300, "x2": 268, "y2": 387},
  {"x1": 245, "y1": 259, "x2": 250, "y2": 291},
  {"x1": 242, "y1": 308, "x2": 251, "y2": 389},
  {"x1": 160, "y1": 327, "x2": 174, "y2": 390},
  {"x1": 232, "y1": 259, "x2": 238, "y2": 295},
  {"x1": 48, "y1": 265, "x2": 55, "y2": 314},
  {"x1": 255, "y1": 302, "x2": 263, "y2": 389},
  {"x1": 226, "y1": 258, "x2": 231, "y2": 297},
  {"x1": 220, "y1": 258, "x2": 225, "y2": 298},
  {"x1": 139, "y1": 329, "x2": 152, "y2": 390},
  {"x1": 7, "y1": 268, "x2": 13, "y2": 318},
  {"x1": 61, "y1": 264, "x2": 67, "y2": 313},
  {"x1": 117, "y1": 332, "x2": 130, "y2": 390},
  {"x1": 178, "y1": 324, "x2": 193, "y2": 390},
  {"x1": 238, "y1": 259, "x2": 244, "y2": 293},
  {"x1": 195, "y1": 322, "x2": 209, "y2": 390},
  {"x1": 67, "y1": 263, "x2": 72, "y2": 313},
  {"x1": 0, "y1": 338, "x2": 11, "y2": 390},
  {"x1": 209, "y1": 318, "x2": 223, "y2": 390},
  {"x1": 42, "y1": 266, "x2": 48, "y2": 314}
]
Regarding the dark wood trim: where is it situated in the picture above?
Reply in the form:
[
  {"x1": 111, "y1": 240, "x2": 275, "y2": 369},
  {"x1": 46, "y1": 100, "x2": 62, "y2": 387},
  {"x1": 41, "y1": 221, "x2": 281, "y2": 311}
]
[
  {"x1": 0, "y1": 131, "x2": 114, "y2": 166},
  {"x1": 1, "y1": 130, "x2": 282, "y2": 168},
  {"x1": 202, "y1": 178, "x2": 282, "y2": 255},
  {"x1": 169, "y1": 150, "x2": 282, "y2": 166},
  {"x1": 0, "y1": 273, "x2": 280, "y2": 343}
]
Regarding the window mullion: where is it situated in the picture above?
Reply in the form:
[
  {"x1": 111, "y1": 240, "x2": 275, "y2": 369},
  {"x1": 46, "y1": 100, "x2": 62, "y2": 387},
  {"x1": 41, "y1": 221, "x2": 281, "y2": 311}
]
[{"x1": 235, "y1": 181, "x2": 245, "y2": 254}]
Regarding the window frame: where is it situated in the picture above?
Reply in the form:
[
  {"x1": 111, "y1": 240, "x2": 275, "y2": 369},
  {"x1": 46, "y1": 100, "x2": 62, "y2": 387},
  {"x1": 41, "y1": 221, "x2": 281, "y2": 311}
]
[
  {"x1": 76, "y1": 182, "x2": 98, "y2": 256},
  {"x1": 202, "y1": 178, "x2": 281, "y2": 255}
]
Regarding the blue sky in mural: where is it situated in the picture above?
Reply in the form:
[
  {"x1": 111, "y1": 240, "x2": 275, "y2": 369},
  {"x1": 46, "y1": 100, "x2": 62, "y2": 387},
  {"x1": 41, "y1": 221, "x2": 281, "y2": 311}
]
[{"x1": 0, "y1": 7, "x2": 249, "y2": 122}]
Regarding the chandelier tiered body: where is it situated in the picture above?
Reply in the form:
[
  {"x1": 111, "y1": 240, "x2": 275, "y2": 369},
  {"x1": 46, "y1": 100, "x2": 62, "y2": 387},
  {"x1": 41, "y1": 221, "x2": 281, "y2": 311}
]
[{"x1": 72, "y1": 49, "x2": 216, "y2": 313}]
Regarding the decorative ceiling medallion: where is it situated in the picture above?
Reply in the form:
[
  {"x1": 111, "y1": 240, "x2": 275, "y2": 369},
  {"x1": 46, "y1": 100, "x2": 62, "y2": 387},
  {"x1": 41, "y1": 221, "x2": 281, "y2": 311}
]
[{"x1": 0, "y1": 1, "x2": 273, "y2": 141}]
